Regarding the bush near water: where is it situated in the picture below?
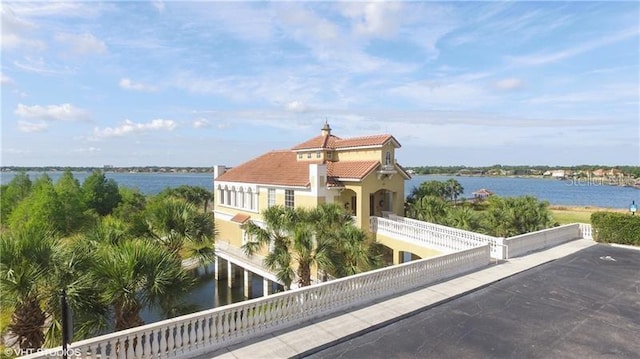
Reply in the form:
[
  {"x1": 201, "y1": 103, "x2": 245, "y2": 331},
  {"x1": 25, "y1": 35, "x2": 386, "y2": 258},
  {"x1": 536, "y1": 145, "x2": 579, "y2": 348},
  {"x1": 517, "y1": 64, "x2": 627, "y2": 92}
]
[{"x1": 590, "y1": 212, "x2": 640, "y2": 246}]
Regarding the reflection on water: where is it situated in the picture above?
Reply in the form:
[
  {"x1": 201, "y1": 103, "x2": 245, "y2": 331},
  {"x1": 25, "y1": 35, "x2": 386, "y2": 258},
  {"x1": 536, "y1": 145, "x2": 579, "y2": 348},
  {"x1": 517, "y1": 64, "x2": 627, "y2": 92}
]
[{"x1": 140, "y1": 263, "x2": 278, "y2": 325}]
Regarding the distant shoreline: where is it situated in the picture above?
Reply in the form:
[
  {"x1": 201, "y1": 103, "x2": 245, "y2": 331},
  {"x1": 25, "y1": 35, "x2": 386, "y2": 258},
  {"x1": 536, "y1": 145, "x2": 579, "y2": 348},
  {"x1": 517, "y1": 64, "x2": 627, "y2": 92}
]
[{"x1": 413, "y1": 173, "x2": 640, "y2": 190}]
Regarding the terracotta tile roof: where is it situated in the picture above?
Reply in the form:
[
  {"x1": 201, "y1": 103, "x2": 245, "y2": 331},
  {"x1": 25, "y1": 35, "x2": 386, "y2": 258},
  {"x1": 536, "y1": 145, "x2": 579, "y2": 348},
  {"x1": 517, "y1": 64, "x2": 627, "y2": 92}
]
[
  {"x1": 216, "y1": 151, "x2": 315, "y2": 187},
  {"x1": 327, "y1": 161, "x2": 379, "y2": 179},
  {"x1": 230, "y1": 213, "x2": 251, "y2": 223},
  {"x1": 291, "y1": 135, "x2": 340, "y2": 150},
  {"x1": 216, "y1": 150, "x2": 386, "y2": 187},
  {"x1": 333, "y1": 134, "x2": 399, "y2": 149},
  {"x1": 291, "y1": 134, "x2": 399, "y2": 150}
]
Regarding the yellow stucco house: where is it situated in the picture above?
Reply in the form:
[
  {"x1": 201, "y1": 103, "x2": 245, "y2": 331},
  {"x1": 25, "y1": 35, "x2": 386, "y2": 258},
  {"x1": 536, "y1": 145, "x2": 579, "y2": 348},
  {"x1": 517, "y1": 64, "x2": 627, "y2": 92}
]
[{"x1": 213, "y1": 123, "x2": 411, "y2": 255}]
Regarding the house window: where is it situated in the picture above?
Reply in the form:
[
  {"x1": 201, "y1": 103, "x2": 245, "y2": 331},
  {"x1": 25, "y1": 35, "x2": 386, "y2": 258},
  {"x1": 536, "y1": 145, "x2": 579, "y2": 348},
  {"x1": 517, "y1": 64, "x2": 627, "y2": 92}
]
[
  {"x1": 285, "y1": 189, "x2": 294, "y2": 208},
  {"x1": 248, "y1": 189, "x2": 255, "y2": 210},
  {"x1": 316, "y1": 151, "x2": 321, "y2": 158},
  {"x1": 298, "y1": 153, "x2": 302, "y2": 159},
  {"x1": 327, "y1": 152, "x2": 332, "y2": 159},
  {"x1": 307, "y1": 152, "x2": 311, "y2": 159},
  {"x1": 268, "y1": 188, "x2": 275, "y2": 207},
  {"x1": 238, "y1": 190, "x2": 244, "y2": 208},
  {"x1": 385, "y1": 151, "x2": 392, "y2": 165},
  {"x1": 219, "y1": 189, "x2": 225, "y2": 205}
]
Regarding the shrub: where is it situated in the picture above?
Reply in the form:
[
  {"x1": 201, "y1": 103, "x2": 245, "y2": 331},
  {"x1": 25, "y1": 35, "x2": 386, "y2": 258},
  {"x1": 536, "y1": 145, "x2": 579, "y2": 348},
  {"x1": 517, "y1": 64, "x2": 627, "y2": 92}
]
[{"x1": 591, "y1": 212, "x2": 640, "y2": 246}]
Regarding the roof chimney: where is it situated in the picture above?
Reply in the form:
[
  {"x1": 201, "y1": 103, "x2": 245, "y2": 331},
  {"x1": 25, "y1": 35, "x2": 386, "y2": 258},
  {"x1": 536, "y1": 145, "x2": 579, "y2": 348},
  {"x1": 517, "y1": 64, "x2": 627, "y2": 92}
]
[{"x1": 321, "y1": 121, "x2": 332, "y2": 136}]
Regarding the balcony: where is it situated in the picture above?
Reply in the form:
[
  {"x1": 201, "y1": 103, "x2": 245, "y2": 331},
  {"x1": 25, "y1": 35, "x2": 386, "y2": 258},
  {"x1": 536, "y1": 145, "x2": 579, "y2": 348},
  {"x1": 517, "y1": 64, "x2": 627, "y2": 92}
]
[{"x1": 376, "y1": 164, "x2": 397, "y2": 179}]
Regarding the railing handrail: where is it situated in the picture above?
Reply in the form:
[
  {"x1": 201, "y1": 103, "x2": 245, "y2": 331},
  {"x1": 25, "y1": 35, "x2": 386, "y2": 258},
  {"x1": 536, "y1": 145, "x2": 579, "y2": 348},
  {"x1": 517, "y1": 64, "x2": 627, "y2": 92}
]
[
  {"x1": 371, "y1": 216, "x2": 486, "y2": 252},
  {"x1": 20, "y1": 245, "x2": 491, "y2": 359}
]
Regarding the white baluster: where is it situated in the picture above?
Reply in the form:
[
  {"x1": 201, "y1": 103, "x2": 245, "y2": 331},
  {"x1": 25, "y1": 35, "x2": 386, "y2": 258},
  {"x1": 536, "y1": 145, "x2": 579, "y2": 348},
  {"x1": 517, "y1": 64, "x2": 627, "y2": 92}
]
[
  {"x1": 117, "y1": 338, "x2": 126, "y2": 359},
  {"x1": 222, "y1": 312, "x2": 230, "y2": 341},
  {"x1": 229, "y1": 310, "x2": 237, "y2": 338},
  {"x1": 189, "y1": 319, "x2": 197, "y2": 351},
  {"x1": 173, "y1": 323, "x2": 182, "y2": 355},
  {"x1": 142, "y1": 330, "x2": 151, "y2": 359},
  {"x1": 151, "y1": 329, "x2": 160, "y2": 358},
  {"x1": 127, "y1": 334, "x2": 136, "y2": 358},
  {"x1": 159, "y1": 327, "x2": 167, "y2": 359}
]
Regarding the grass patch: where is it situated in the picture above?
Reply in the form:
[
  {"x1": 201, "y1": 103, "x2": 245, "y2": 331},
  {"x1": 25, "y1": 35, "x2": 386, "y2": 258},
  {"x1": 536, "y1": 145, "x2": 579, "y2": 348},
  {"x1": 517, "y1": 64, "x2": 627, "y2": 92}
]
[
  {"x1": 551, "y1": 209, "x2": 592, "y2": 224},
  {"x1": 549, "y1": 205, "x2": 626, "y2": 225}
]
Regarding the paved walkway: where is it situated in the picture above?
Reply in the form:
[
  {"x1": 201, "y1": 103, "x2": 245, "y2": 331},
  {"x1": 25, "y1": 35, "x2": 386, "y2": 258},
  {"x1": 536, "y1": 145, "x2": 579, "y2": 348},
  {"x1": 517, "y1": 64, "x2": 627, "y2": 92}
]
[
  {"x1": 201, "y1": 239, "x2": 601, "y2": 359},
  {"x1": 308, "y1": 243, "x2": 640, "y2": 358}
]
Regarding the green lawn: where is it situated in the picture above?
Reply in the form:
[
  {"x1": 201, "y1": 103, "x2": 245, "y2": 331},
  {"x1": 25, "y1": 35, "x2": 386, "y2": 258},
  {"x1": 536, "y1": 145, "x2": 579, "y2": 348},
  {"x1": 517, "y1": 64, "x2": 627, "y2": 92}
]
[{"x1": 551, "y1": 209, "x2": 593, "y2": 225}]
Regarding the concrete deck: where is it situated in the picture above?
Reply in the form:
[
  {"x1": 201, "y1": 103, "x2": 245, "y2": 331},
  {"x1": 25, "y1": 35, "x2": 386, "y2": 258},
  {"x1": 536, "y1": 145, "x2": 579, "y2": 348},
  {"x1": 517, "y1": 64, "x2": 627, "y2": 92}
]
[
  {"x1": 199, "y1": 239, "x2": 639, "y2": 358},
  {"x1": 215, "y1": 240, "x2": 282, "y2": 284}
]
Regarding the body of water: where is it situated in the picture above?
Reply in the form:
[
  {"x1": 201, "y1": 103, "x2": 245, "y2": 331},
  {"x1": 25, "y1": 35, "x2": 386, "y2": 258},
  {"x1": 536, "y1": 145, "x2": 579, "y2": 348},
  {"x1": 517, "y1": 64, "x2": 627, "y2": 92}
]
[{"x1": 409, "y1": 175, "x2": 638, "y2": 209}]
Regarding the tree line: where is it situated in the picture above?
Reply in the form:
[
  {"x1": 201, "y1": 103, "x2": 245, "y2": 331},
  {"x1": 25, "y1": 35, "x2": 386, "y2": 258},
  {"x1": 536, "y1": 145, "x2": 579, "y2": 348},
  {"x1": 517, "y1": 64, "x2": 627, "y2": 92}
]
[
  {"x1": 405, "y1": 179, "x2": 556, "y2": 237},
  {"x1": 408, "y1": 165, "x2": 640, "y2": 177}
]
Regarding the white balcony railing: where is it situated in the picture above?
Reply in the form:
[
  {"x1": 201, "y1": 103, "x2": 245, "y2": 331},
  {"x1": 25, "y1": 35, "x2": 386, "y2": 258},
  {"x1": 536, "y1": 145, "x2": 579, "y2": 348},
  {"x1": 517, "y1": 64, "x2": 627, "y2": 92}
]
[
  {"x1": 506, "y1": 223, "x2": 582, "y2": 258},
  {"x1": 21, "y1": 245, "x2": 490, "y2": 359},
  {"x1": 579, "y1": 223, "x2": 593, "y2": 240}
]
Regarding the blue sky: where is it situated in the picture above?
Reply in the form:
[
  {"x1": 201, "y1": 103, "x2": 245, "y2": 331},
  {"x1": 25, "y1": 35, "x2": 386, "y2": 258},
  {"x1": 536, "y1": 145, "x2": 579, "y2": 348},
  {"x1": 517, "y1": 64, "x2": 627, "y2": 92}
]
[{"x1": 1, "y1": 1, "x2": 639, "y2": 167}]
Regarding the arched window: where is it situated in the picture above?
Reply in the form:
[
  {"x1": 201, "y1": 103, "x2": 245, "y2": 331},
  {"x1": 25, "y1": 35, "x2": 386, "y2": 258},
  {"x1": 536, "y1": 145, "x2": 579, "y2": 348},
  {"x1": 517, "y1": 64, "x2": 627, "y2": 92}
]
[
  {"x1": 247, "y1": 188, "x2": 255, "y2": 210},
  {"x1": 238, "y1": 188, "x2": 244, "y2": 208},
  {"x1": 385, "y1": 151, "x2": 392, "y2": 165},
  {"x1": 218, "y1": 186, "x2": 225, "y2": 205}
]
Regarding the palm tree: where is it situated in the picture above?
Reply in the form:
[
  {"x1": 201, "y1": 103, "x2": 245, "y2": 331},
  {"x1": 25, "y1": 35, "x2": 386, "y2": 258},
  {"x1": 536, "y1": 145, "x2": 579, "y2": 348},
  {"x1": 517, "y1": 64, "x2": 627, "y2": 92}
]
[
  {"x1": 444, "y1": 178, "x2": 464, "y2": 203},
  {"x1": 241, "y1": 205, "x2": 301, "y2": 289},
  {"x1": 409, "y1": 195, "x2": 450, "y2": 223},
  {"x1": 480, "y1": 196, "x2": 555, "y2": 237},
  {"x1": 0, "y1": 225, "x2": 107, "y2": 350},
  {"x1": 243, "y1": 204, "x2": 381, "y2": 288},
  {"x1": 144, "y1": 197, "x2": 216, "y2": 264},
  {"x1": 446, "y1": 206, "x2": 478, "y2": 231},
  {"x1": 93, "y1": 239, "x2": 194, "y2": 331},
  {"x1": 330, "y1": 225, "x2": 382, "y2": 277}
]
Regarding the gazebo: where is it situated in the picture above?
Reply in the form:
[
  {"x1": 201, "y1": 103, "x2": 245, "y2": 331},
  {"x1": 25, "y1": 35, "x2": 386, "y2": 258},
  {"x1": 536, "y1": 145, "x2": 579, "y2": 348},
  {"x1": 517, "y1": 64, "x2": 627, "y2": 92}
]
[{"x1": 472, "y1": 188, "x2": 493, "y2": 201}]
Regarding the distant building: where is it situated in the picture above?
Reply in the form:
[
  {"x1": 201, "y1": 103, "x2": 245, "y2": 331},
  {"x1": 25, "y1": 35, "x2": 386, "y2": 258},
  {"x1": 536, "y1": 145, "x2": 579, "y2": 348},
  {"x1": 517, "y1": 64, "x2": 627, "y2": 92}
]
[
  {"x1": 472, "y1": 188, "x2": 493, "y2": 201},
  {"x1": 551, "y1": 170, "x2": 567, "y2": 179}
]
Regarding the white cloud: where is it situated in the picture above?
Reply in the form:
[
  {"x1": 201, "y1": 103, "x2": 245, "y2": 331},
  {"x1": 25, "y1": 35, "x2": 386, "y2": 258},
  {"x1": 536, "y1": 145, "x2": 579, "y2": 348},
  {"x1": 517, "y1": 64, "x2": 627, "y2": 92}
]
[
  {"x1": 119, "y1": 78, "x2": 158, "y2": 92},
  {"x1": 0, "y1": 6, "x2": 46, "y2": 50},
  {"x1": 14, "y1": 103, "x2": 90, "y2": 121},
  {"x1": 507, "y1": 26, "x2": 639, "y2": 67},
  {"x1": 72, "y1": 147, "x2": 101, "y2": 153},
  {"x1": 13, "y1": 56, "x2": 74, "y2": 75},
  {"x1": 55, "y1": 32, "x2": 107, "y2": 55},
  {"x1": 285, "y1": 101, "x2": 308, "y2": 112},
  {"x1": 6, "y1": 2, "x2": 105, "y2": 18},
  {"x1": 495, "y1": 78, "x2": 524, "y2": 90},
  {"x1": 17, "y1": 120, "x2": 48, "y2": 133},
  {"x1": 152, "y1": 1, "x2": 165, "y2": 13},
  {"x1": 192, "y1": 118, "x2": 210, "y2": 128},
  {"x1": 1, "y1": 72, "x2": 13, "y2": 85},
  {"x1": 93, "y1": 119, "x2": 177, "y2": 138},
  {"x1": 340, "y1": 2, "x2": 403, "y2": 38}
]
